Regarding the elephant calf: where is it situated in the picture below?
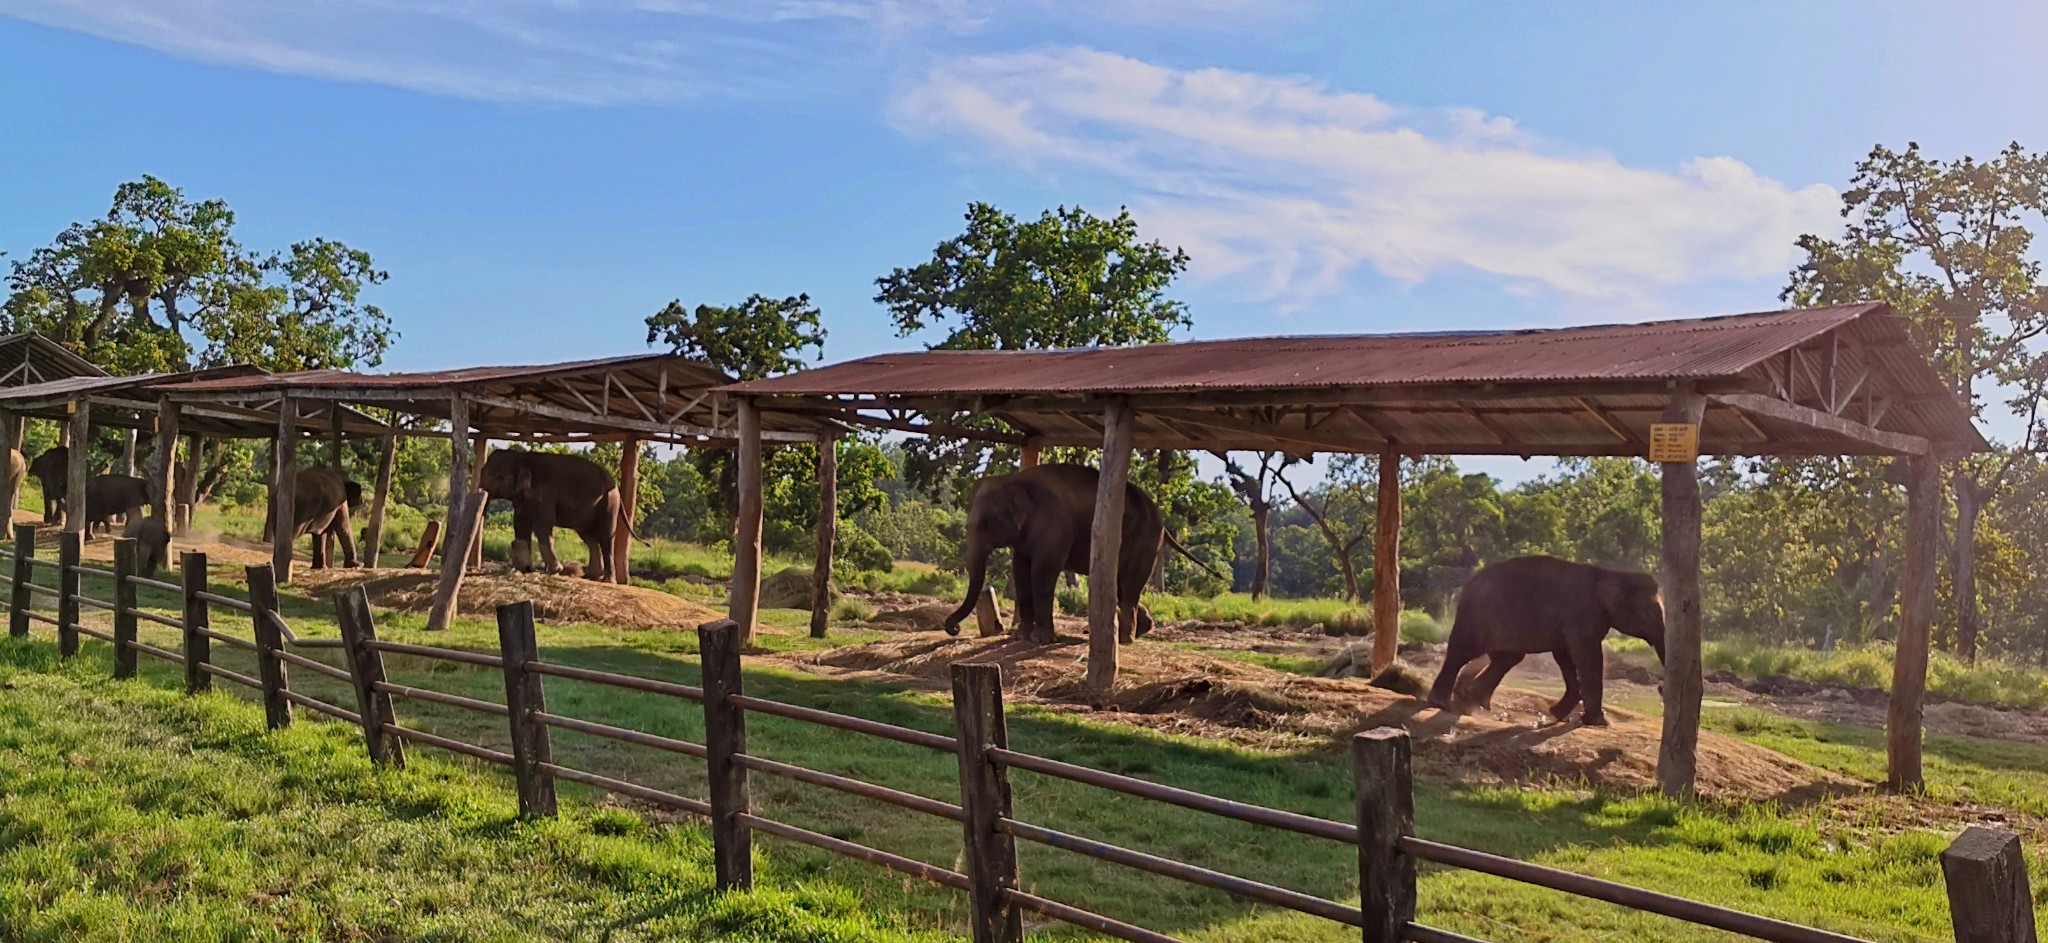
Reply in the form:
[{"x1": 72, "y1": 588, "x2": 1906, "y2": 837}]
[
  {"x1": 1427, "y1": 555, "x2": 1665, "y2": 726},
  {"x1": 83, "y1": 474, "x2": 152, "y2": 538},
  {"x1": 477, "y1": 450, "x2": 621, "y2": 581},
  {"x1": 265, "y1": 466, "x2": 363, "y2": 569},
  {"x1": 123, "y1": 514, "x2": 171, "y2": 576},
  {"x1": 29, "y1": 447, "x2": 66, "y2": 525}
]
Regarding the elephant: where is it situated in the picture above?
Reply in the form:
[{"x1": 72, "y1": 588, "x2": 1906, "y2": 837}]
[
  {"x1": 941, "y1": 463, "x2": 1218, "y2": 644},
  {"x1": 264, "y1": 466, "x2": 363, "y2": 569},
  {"x1": 83, "y1": 474, "x2": 151, "y2": 538},
  {"x1": 1, "y1": 448, "x2": 21, "y2": 517},
  {"x1": 123, "y1": 514, "x2": 171, "y2": 576},
  {"x1": 29, "y1": 447, "x2": 66, "y2": 524},
  {"x1": 477, "y1": 450, "x2": 621, "y2": 581},
  {"x1": 1426, "y1": 555, "x2": 1666, "y2": 727}
]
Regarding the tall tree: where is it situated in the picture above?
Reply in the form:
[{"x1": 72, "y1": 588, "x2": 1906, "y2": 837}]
[
  {"x1": 1785, "y1": 143, "x2": 2048, "y2": 659},
  {"x1": 1221, "y1": 451, "x2": 1301, "y2": 598},
  {"x1": 1276, "y1": 458, "x2": 1375, "y2": 602}
]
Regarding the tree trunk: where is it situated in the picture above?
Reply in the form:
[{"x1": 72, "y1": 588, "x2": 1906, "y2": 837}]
[
  {"x1": 1249, "y1": 503, "x2": 1270, "y2": 600},
  {"x1": 1954, "y1": 470, "x2": 1982, "y2": 661},
  {"x1": 1336, "y1": 544, "x2": 1361, "y2": 603}
]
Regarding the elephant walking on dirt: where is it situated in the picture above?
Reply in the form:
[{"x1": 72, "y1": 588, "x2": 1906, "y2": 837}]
[
  {"x1": 83, "y1": 474, "x2": 152, "y2": 538},
  {"x1": 29, "y1": 447, "x2": 67, "y2": 525},
  {"x1": 943, "y1": 463, "x2": 1216, "y2": 645},
  {"x1": 477, "y1": 450, "x2": 621, "y2": 581},
  {"x1": 1427, "y1": 555, "x2": 1665, "y2": 726},
  {"x1": 264, "y1": 466, "x2": 363, "y2": 569}
]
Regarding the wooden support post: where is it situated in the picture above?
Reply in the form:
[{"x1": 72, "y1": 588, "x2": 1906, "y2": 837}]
[
  {"x1": 698, "y1": 619, "x2": 753, "y2": 889},
  {"x1": 427, "y1": 397, "x2": 473, "y2": 632},
  {"x1": 809, "y1": 437, "x2": 837, "y2": 639},
  {"x1": 1354, "y1": 727, "x2": 1417, "y2": 943},
  {"x1": 1656, "y1": 388, "x2": 1705, "y2": 799},
  {"x1": 180, "y1": 551, "x2": 210, "y2": 693},
  {"x1": 975, "y1": 587, "x2": 1005, "y2": 638},
  {"x1": 334, "y1": 586, "x2": 403, "y2": 767},
  {"x1": 117, "y1": 429, "x2": 136, "y2": 478},
  {"x1": 1890, "y1": 453, "x2": 1939, "y2": 791},
  {"x1": 363, "y1": 435, "x2": 396, "y2": 568},
  {"x1": 730, "y1": 399, "x2": 765, "y2": 646},
  {"x1": 271, "y1": 397, "x2": 299, "y2": 584},
  {"x1": 65, "y1": 399, "x2": 90, "y2": 536},
  {"x1": 329, "y1": 408, "x2": 345, "y2": 467},
  {"x1": 175, "y1": 434, "x2": 201, "y2": 536},
  {"x1": 0, "y1": 407, "x2": 18, "y2": 516},
  {"x1": 247, "y1": 564, "x2": 292, "y2": 729},
  {"x1": 951, "y1": 663, "x2": 1023, "y2": 943},
  {"x1": 152, "y1": 398, "x2": 179, "y2": 526},
  {"x1": 1086, "y1": 399, "x2": 1135, "y2": 694},
  {"x1": 1371, "y1": 449, "x2": 1403, "y2": 666},
  {"x1": 112, "y1": 538, "x2": 138, "y2": 679},
  {"x1": 407, "y1": 519, "x2": 442, "y2": 569},
  {"x1": 498, "y1": 600, "x2": 557, "y2": 817},
  {"x1": 468, "y1": 437, "x2": 489, "y2": 568},
  {"x1": 57, "y1": 531, "x2": 79, "y2": 658},
  {"x1": 1019, "y1": 444, "x2": 1041, "y2": 468},
  {"x1": 9, "y1": 524, "x2": 32, "y2": 638},
  {"x1": 614, "y1": 438, "x2": 639, "y2": 585},
  {"x1": 1943, "y1": 826, "x2": 2037, "y2": 943}
]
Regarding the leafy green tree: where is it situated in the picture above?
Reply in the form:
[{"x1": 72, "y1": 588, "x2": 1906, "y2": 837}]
[
  {"x1": 1222, "y1": 452, "x2": 1303, "y2": 599},
  {"x1": 1785, "y1": 142, "x2": 2048, "y2": 659},
  {"x1": 1277, "y1": 457, "x2": 1377, "y2": 601},
  {"x1": 644, "y1": 294, "x2": 825, "y2": 382}
]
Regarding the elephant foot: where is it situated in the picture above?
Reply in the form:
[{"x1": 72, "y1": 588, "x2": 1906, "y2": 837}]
[
  {"x1": 343, "y1": 561, "x2": 361, "y2": 569},
  {"x1": 1579, "y1": 711, "x2": 1611, "y2": 727},
  {"x1": 1547, "y1": 701, "x2": 1578, "y2": 721}
]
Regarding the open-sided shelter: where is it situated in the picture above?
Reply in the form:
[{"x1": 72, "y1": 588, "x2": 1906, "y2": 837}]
[
  {"x1": 0, "y1": 332, "x2": 108, "y2": 514},
  {"x1": 723, "y1": 302, "x2": 1985, "y2": 797}
]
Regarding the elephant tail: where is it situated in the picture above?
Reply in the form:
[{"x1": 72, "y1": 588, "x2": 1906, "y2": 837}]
[{"x1": 1163, "y1": 529, "x2": 1226, "y2": 583}]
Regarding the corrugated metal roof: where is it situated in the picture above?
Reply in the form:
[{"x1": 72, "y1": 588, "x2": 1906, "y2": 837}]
[
  {"x1": 0, "y1": 365, "x2": 265, "y2": 404},
  {"x1": 161, "y1": 353, "x2": 726, "y2": 393},
  {"x1": 0, "y1": 333, "x2": 108, "y2": 387}
]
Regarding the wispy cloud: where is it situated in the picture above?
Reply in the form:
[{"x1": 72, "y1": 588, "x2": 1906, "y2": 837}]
[{"x1": 892, "y1": 47, "x2": 1840, "y2": 301}]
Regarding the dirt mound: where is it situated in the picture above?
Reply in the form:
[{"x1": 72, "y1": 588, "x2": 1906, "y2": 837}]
[
  {"x1": 293, "y1": 567, "x2": 722, "y2": 629},
  {"x1": 772, "y1": 634, "x2": 1853, "y2": 803}
]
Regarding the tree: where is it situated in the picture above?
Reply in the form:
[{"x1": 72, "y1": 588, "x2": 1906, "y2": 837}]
[
  {"x1": 1785, "y1": 142, "x2": 2048, "y2": 659},
  {"x1": 1221, "y1": 451, "x2": 1302, "y2": 598},
  {"x1": 1276, "y1": 457, "x2": 1376, "y2": 601},
  {"x1": 644, "y1": 294, "x2": 825, "y2": 382}
]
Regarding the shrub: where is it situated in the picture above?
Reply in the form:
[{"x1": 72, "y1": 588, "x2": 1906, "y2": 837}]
[
  {"x1": 831, "y1": 598, "x2": 878, "y2": 623},
  {"x1": 833, "y1": 524, "x2": 895, "y2": 577},
  {"x1": 1056, "y1": 584, "x2": 1087, "y2": 616}
]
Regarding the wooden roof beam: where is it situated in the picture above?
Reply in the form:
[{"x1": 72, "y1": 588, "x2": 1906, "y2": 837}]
[
  {"x1": 1575, "y1": 396, "x2": 1638, "y2": 445},
  {"x1": 1709, "y1": 393, "x2": 1930, "y2": 455},
  {"x1": 1152, "y1": 407, "x2": 1383, "y2": 454}
]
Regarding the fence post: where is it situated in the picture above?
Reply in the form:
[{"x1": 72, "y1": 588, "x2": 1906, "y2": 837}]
[
  {"x1": 951, "y1": 662, "x2": 1023, "y2": 943},
  {"x1": 698, "y1": 619, "x2": 753, "y2": 890},
  {"x1": 246, "y1": 564, "x2": 292, "y2": 729},
  {"x1": 497, "y1": 601, "x2": 557, "y2": 817},
  {"x1": 180, "y1": 551, "x2": 210, "y2": 693},
  {"x1": 56, "y1": 531, "x2": 80, "y2": 658},
  {"x1": 334, "y1": 586, "x2": 403, "y2": 767},
  {"x1": 1944, "y1": 826, "x2": 2037, "y2": 943},
  {"x1": 112, "y1": 538, "x2": 139, "y2": 679},
  {"x1": 11, "y1": 523, "x2": 33, "y2": 638},
  {"x1": 1355, "y1": 727, "x2": 1417, "y2": 943}
]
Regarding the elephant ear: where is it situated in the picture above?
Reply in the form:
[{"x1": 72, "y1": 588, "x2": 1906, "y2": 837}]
[{"x1": 513, "y1": 457, "x2": 533, "y2": 497}]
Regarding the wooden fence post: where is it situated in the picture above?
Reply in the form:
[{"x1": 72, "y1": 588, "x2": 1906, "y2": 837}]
[
  {"x1": 334, "y1": 586, "x2": 403, "y2": 767},
  {"x1": 181, "y1": 551, "x2": 210, "y2": 693},
  {"x1": 112, "y1": 538, "x2": 139, "y2": 679},
  {"x1": 1944, "y1": 826, "x2": 2037, "y2": 943},
  {"x1": 10, "y1": 523, "x2": 33, "y2": 638},
  {"x1": 57, "y1": 531, "x2": 80, "y2": 658},
  {"x1": 497, "y1": 601, "x2": 557, "y2": 817},
  {"x1": 698, "y1": 619, "x2": 753, "y2": 890},
  {"x1": 246, "y1": 564, "x2": 292, "y2": 729},
  {"x1": 1355, "y1": 727, "x2": 1417, "y2": 943},
  {"x1": 951, "y1": 662, "x2": 1023, "y2": 943}
]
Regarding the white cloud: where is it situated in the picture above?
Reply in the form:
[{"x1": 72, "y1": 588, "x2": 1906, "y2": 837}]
[{"x1": 891, "y1": 47, "x2": 1841, "y2": 300}]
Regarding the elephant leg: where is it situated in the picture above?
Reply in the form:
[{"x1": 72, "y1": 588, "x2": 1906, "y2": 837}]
[
  {"x1": 1429, "y1": 627, "x2": 1484, "y2": 709},
  {"x1": 579, "y1": 531, "x2": 607, "y2": 581},
  {"x1": 1459, "y1": 652, "x2": 1524, "y2": 712},
  {"x1": 1569, "y1": 635, "x2": 1610, "y2": 726},
  {"x1": 1549, "y1": 648, "x2": 1583, "y2": 720},
  {"x1": 1115, "y1": 539, "x2": 1157, "y2": 645},
  {"x1": 1009, "y1": 551, "x2": 1035, "y2": 638},
  {"x1": 1027, "y1": 548, "x2": 1063, "y2": 644},
  {"x1": 534, "y1": 527, "x2": 560, "y2": 574},
  {"x1": 334, "y1": 512, "x2": 359, "y2": 568}
]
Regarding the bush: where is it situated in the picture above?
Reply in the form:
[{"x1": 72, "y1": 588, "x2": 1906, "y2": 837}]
[
  {"x1": 831, "y1": 598, "x2": 878, "y2": 623},
  {"x1": 1056, "y1": 584, "x2": 1087, "y2": 616},
  {"x1": 833, "y1": 523, "x2": 895, "y2": 577}
]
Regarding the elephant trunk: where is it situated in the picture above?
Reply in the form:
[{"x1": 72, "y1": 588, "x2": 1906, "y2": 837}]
[{"x1": 941, "y1": 533, "x2": 994, "y2": 637}]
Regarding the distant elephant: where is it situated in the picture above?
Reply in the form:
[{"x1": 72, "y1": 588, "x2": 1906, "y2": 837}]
[
  {"x1": 942, "y1": 463, "x2": 1217, "y2": 644},
  {"x1": 477, "y1": 450, "x2": 620, "y2": 581},
  {"x1": 1427, "y1": 555, "x2": 1666, "y2": 726},
  {"x1": 29, "y1": 447, "x2": 66, "y2": 524},
  {"x1": 123, "y1": 514, "x2": 170, "y2": 576},
  {"x1": 83, "y1": 474, "x2": 151, "y2": 538},
  {"x1": 264, "y1": 466, "x2": 363, "y2": 569},
  {"x1": 1, "y1": 448, "x2": 22, "y2": 516}
]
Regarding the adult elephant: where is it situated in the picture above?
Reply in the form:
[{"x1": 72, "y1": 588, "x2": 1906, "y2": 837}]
[
  {"x1": 1426, "y1": 555, "x2": 1666, "y2": 726},
  {"x1": 82, "y1": 474, "x2": 151, "y2": 538},
  {"x1": 0, "y1": 448, "x2": 21, "y2": 518},
  {"x1": 264, "y1": 466, "x2": 363, "y2": 569},
  {"x1": 29, "y1": 447, "x2": 66, "y2": 524},
  {"x1": 942, "y1": 463, "x2": 1215, "y2": 644},
  {"x1": 477, "y1": 450, "x2": 620, "y2": 581}
]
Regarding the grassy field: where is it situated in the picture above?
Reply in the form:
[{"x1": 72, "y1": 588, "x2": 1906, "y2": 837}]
[{"x1": 4, "y1": 551, "x2": 2036, "y2": 942}]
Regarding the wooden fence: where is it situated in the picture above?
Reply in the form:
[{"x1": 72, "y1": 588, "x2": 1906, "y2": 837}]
[{"x1": 3, "y1": 526, "x2": 2036, "y2": 943}]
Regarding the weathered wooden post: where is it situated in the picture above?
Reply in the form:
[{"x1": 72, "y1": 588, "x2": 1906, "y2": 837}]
[
  {"x1": 10, "y1": 523, "x2": 33, "y2": 638},
  {"x1": 0, "y1": 407, "x2": 19, "y2": 515},
  {"x1": 698, "y1": 619, "x2": 753, "y2": 889},
  {"x1": 180, "y1": 550, "x2": 210, "y2": 693},
  {"x1": 809, "y1": 435, "x2": 837, "y2": 639},
  {"x1": 1655, "y1": 386, "x2": 1704, "y2": 799},
  {"x1": 56, "y1": 531, "x2": 80, "y2": 658},
  {"x1": 152, "y1": 397, "x2": 180, "y2": 526},
  {"x1": 117, "y1": 428, "x2": 137, "y2": 478},
  {"x1": 64, "y1": 399, "x2": 90, "y2": 536},
  {"x1": 112, "y1": 537, "x2": 139, "y2": 679},
  {"x1": 467, "y1": 437, "x2": 489, "y2": 568},
  {"x1": 246, "y1": 564, "x2": 292, "y2": 729},
  {"x1": 175, "y1": 432, "x2": 202, "y2": 536},
  {"x1": 730, "y1": 399, "x2": 765, "y2": 646},
  {"x1": 1086, "y1": 399, "x2": 1134, "y2": 690},
  {"x1": 407, "y1": 519, "x2": 443, "y2": 569},
  {"x1": 1943, "y1": 826, "x2": 2036, "y2": 943},
  {"x1": 1018, "y1": 444, "x2": 1041, "y2": 468},
  {"x1": 1890, "y1": 453, "x2": 1939, "y2": 791},
  {"x1": 334, "y1": 586, "x2": 403, "y2": 767},
  {"x1": 975, "y1": 587, "x2": 1005, "y2": 638},
  {"x1": 270, "y1": 397, "x2": 299, "y2": 583},
  {"x1": 426, "y1": 396, "x2": 473, "y2": 631},
  {"x1": 1371, "y1": 449, "x2": 1403, "y2": 668},
  {"x1": 497, "y1": 600, "x2": 557, "y2": 817},
  {"x1": 614, "y1": 437, "x2": 639, "y2": 585},
  {"x1": 1354, "y1": 727, "x2": 1417, "y2": 943},
  {"x1": 951, "y1": 663, "x2": 1023, "y2": 943},
  {"x1": 363, "y1": 434, "x2": 396, "y2": 568}
]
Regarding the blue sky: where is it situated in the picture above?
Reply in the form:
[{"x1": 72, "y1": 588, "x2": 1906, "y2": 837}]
[{"x1": 1, "y1": 1, "x2": 2043, "y2": 478}]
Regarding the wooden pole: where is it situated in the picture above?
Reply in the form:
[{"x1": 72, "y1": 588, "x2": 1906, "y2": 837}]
[
  {"x1": 426, "y1": 397, "x2": 472, "y2": 632},
  {"x1": 180, "y1": 550, "x2": 210, "y2": 693},
  {"x1": 64, "y1": 399, "x2": 90, "y2": 536},
  {"x1": 117, "y1": 428, "x2": 136, "y2": 478},
  {"x1": 809, "y1": 437, "x2": 837, "y2": 639},
  {"x1": 329, "y1": 408, "x2": 345, "y2": 467},
  {"x1": 1086, "y1": 399, "x2": 1135, "y2": 694},
  {"x1": 1019, "y1": 444, "x2": 1041, "y2": 469},
  {"x1": 1655, "y1": 388, "x2": 1705, "y2": 800},
  {"x1": 9, "y1": 523, "x2": 31, "y2": 638},
  {"x1": 614, "y1": 438, "x2": 640, "y2": 585},
  {"x1": 468, "y1": 436, "x2": 489, "y2": 568},
  {"x1": 1943, "y1": 826, "x2": 2037, "y2": 943},
  {"x1": 270, "y1": 397, "x2": 298, "y2": 584},
  {"x1": 951, "y1": 663, "x2": 1023, "y2": 943},
  {"x1": 363, "y1": 435, "x2": 396, "y2": 568},
  {"x1": 698, "y1": 619, "x2": 753, "y2": 889},
  {"x1": 334, "y1": 586, "x2": 404, "y2": 767},
  {"x1": 112, "y1": 537, "x2": 138, "y2": 680},
  {"x1": 247, "y1": 564, "x2": 292, "y2": 730},
  {"x1": 730, "y1": 399, "x2": 765, "y2": 646},
  {"x1": 152, "y1": 398, "x2": 179, "y2": 526},
  {"x1": 498, "y1": 601, "x2": 557, "y2": 817},
  {"x1": 175, "y1": 434, "x2": 201, "y2": 536},
  {"x1": 1890, "y1": 453, "x2": 1939, "y2": 791},
  {"x1": 1354, "y1": 727, "x2": 1417, "y2": 943},
  {"x1": 1371, "y1": 448, "x2": 1403, "y2": 668},
  {"x1": 57, "y1": 531, "x2": 79, "y2": 658}
]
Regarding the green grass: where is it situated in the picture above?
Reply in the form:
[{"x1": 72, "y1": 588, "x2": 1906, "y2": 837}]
[
  {"x1": 1140, "y1": 592, "x2": 1449, "y2": 642},
  {"x1": 1704, "y1": 638, "x2": 2048, "y2": 710}
]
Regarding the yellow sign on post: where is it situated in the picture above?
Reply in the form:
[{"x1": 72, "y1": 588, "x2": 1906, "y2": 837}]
[{"x1": 1648, "y1": 423, "x2": 1699, "y2": 463}]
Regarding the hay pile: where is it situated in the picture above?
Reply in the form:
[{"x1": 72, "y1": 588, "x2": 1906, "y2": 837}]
[
  {"x1": 772, "y1": 633, "x2": 1853, "y2": 803},
  {"x1": 293, "y1": 567, "x2": 722, "y2": 629}
]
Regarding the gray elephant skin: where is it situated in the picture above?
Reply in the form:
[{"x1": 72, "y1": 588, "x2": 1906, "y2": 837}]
[
  {"x1": 1427, "y1": 555, "x2": 1665, "y2": 727},
  {"x1": 83, "y1": 474, "x2": 151, "y2": 537},
  {"x1": 943, "y1": 463, "x2": 1212, "y2": 644},
  {"x1": 123, "y1": 515, "x2": 171, "y2": 575},
  {"x1": 265, "y1": 466, "x2": 363, "y2": 569},
  {"x1": 477, "y1": 450, "x2": 621, "y2": 581},
  {"x1": 1, "y1": 448, "x2": 21, "y2": 517},
  {"x1": 28, "y1": 447, "x2": 66, "y2": 524}
]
